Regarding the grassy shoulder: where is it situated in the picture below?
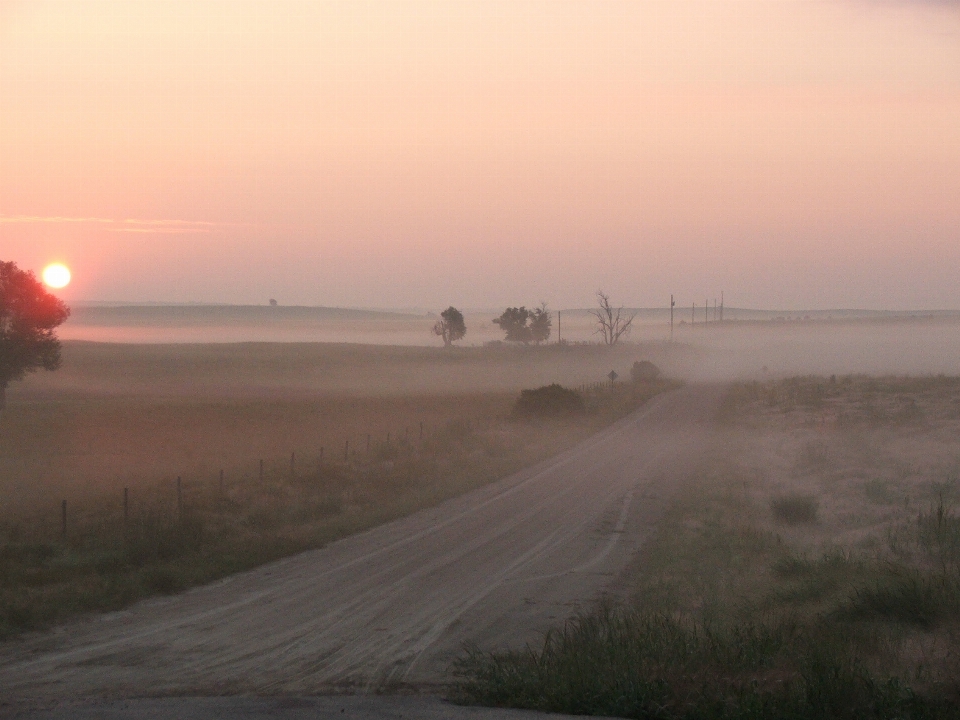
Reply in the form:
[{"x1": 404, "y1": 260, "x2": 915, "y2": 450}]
[
  {"x1": 0, "y1": 378, "x2": 675, "y2": 639},
  {"x1": 456, "y1": 376, "x2": 960, "y2": 719}
]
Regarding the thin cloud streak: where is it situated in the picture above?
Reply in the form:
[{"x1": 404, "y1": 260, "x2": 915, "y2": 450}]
[
  {"x1": 0, "y1": 215, "x2": 227, "y2": 234},
  {"x1": 0, "y1": 216, "x2": 115, "y2": 224},
  {"x1": 106, "y1": 228, "x2": 213, "y2": 234}
]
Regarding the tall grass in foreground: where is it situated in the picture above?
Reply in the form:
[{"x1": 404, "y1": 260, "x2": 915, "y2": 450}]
[
  {"x1": 456, "y1": 519, "x2": 960, "y2": 720},
  {"x1": 455, "y1": 608, "x2": 955, "y2": 720}
]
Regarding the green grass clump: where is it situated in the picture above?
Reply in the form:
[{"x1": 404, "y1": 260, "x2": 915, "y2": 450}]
[
  {"x1": 837, "y1": 497, "x2": 960, "y2": 628},
  {"x1": 771, "y1": 495, "x2": 819, "y2": 525},
  {"x1": 841, "y1": 572, "x2": 960, "y2": 628}
]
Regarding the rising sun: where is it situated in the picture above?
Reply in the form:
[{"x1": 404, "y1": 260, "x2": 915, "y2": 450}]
[{"x1": 42, "y1": 263, "x2": 71, "y2": 289}]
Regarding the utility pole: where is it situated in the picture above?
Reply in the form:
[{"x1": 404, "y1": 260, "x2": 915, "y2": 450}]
[
  {"x1": 557, "y1": 310, "x2": 561, "y2": 344},
  {"x1": 720, "y1": 291, "x2": 724, "y2": 322},
  {"x1": 670, "y1": 294, "x2": 675, "y2": 342},
  {"x1": 692, "y1": 302, "x2": 695, "y2": 326}
]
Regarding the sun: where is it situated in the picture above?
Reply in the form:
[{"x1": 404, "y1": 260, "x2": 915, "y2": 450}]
[{"x1": 42, "y1": 263, "x2": 71, "y2": 289}]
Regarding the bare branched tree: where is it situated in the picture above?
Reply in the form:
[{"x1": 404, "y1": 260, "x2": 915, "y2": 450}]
[
  {"x1": 591, "y1": 290, "x2": 635, "y2": 346},
  {"x1": 529, "y1": 302, "x2": 552, "y2": 345}
]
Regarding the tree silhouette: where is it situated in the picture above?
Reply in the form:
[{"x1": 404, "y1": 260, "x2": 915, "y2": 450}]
[
  {"x1": 0, "y1": 261, "x2": 70, "y2": 417},
  {"x1": 493, "y1": 303, "x2": 552, "y2": 345},
  {"x1": 432, "y1": 306, "x2": 466, "y2": 346},
  {"x1": 493, "y1": 307, "x2": 532, "y2": 343},
  {"x1": 591, "y1": 290, "x2": 635, "y2": 346}
]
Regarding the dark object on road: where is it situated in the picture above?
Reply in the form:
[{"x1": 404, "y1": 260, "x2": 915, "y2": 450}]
[{"x1": 514, "y1": 384, "x2": 585, "y2": 417}]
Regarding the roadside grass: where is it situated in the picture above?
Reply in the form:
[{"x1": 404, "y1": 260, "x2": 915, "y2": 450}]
[
  {"x1": 455, "y1": 609, "x2": 951, "y2": 720},
  {"x1": 0, "y1": 377, "x2": 674, "y2": 639},
  {"x1": 456, "y1": 376, "x2": 960, "y2": 718}
]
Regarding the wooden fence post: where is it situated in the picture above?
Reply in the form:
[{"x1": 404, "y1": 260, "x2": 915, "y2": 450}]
[
  {"x1": 344, "y1": 439, "x2": 349, "y2": 461},
  {"x1": 290, "y1": 451, "x2": 296, "y2": 479},
  {"x1": 61, "y1": 500, "x2": 67, "y2": 539},
  {"x1": 259, "y1": 459, "x2": 264, "y2": 483}
]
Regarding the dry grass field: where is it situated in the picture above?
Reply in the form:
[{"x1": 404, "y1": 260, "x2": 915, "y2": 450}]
[
  {"x1": 0, "y1": 340, "x2": 677, "y2": 639},
  {"x1": 2, "y1": 340, "x2": 686, "y2": 508}
]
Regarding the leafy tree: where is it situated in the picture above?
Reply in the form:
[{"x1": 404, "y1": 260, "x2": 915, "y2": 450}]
[
  {"x1": 493, "y1": 307, "x2": 532, "y2": 343},
  {"x1": 432, "y1": 306, "x2": 466, "y2": 346},
  {"x1": 529, "y1": 303, "x2": 552, "y2": 344},
  {"x1": 591, "y1": 290, "x2": 635, "y2": 346},
  {"x1": 493, "y1": 303, "x2": 552, "y2": 345},
  {"x1": 0, "y1": 261, "x2": 70, "y2": 416}
]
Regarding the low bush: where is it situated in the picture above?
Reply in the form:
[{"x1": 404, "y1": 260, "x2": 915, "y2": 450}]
[
  {"x1": 630, "y1": 360, "x2": 661, "y2": 382},
  {"x1": 513, "y1": 384, "x2": 585, "y2": 418}
]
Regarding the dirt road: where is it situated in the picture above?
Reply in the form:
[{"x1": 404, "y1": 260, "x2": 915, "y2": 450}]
[{"x1": 0, "y1": 384, "x2": 721, "y2": 706}]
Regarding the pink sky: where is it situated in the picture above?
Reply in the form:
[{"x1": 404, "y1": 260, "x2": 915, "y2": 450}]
[{"x1": 1, "y1": 0, "x2": 959, "y2": 310}]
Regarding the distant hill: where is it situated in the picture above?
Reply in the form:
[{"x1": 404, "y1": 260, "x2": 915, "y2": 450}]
[
  {"x1": 552, "y1": 307, "x2": 960, "y2": 324},
  {"x1": 67, "y1": 304, "x2": 421, "y2": 327}
]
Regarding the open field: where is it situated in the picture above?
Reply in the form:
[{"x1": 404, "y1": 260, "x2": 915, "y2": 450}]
[
  {"x1": 0, "y1": 340, "x2": 677, "y2": 639},
  {"x1": 3, "y1": 339, "x2": 687, "y2": 508},
  {"x1": 0, "y1": 382, "x2": 717, "y2": 712},
  {"x1": 459, "y1": 375, "x2": 960, "y2": 718}
]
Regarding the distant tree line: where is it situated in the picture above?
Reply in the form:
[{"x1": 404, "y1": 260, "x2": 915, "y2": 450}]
[{"x1": 432, "y1": 291, "x2": 636, "y2": 347}]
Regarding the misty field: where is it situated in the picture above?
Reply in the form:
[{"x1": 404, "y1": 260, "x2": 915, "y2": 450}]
[
  {"x1": 459, "y1": 375, "x2": 960, "y2": 718},
  {"x1": 0, "y1": 340, "x2": 676, "y2": 638}
]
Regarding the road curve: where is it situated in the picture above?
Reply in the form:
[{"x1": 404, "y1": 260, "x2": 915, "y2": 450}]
[{"x1": 0, "y1": 383, "x2": 722, "y2": 703}]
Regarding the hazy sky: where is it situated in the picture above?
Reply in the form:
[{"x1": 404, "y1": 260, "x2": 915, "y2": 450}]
[{"x1": 1, "y1": 0, "x2": 958, "y2": 310}]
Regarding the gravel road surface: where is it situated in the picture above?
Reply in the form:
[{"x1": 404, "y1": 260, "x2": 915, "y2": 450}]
[{"x1": 1, "y1": 384, "x2": 721, "y2": 717}]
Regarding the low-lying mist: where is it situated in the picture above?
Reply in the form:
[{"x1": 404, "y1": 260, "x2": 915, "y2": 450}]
[{"x1": 55, "y1": 304, "x2": 960, "y2": 382}]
